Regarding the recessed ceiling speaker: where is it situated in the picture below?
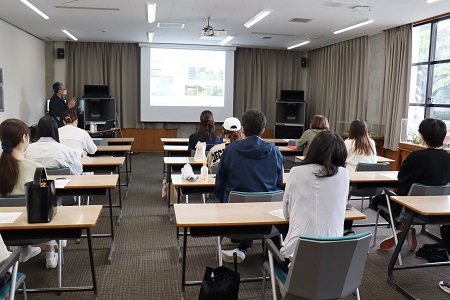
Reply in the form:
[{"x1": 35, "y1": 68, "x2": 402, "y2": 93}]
[{"x1": 56, "y1": 48, "x2": 65, "y2": 59}]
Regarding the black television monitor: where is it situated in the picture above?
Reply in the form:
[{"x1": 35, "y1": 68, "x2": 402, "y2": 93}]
[
  {"x1": 83, "y1": 85, "x2": 109, "y2": 98},
  {"x1": 81, "y1": 98, "x2": 116, "y2": 122},
  {"x1": 280, "y1": 90, "x2": 304, "y2": 102}
]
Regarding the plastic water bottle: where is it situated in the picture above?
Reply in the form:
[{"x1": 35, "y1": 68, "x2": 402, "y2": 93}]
[{"x1": 200, "y1": 161, "x2": 208, "y2": 181}]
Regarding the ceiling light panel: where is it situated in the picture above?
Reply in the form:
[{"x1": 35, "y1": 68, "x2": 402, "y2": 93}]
[
  {"x1": 157, "y1": 22, "x2": 185, "y2": 29},
  {"x1": 20, "y1": 0, "x2": 49, "y2": 19},
  {"x1": 333, "y1": 18, "x2": 374, "y2": 34},
  {"x1": 220, "y1": 36, "x2": 234, "y2": 46},
  {"x1": 147, "y1": 3, "x2": 156, "y2": 23},
  {"x1": 62, "y1": 29, "x2": 78, "y2": 41},
  {"x1": 244, "y1": 9, "x2": 272, "y2": 28},
  {"x1": 287, "y1": 40, "x2": 310, "y2": 50}
]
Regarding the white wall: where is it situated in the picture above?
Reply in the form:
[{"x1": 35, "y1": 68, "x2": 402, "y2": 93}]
[{"x1": 0, "y1": 19, "x2": 46, "y2": 125}]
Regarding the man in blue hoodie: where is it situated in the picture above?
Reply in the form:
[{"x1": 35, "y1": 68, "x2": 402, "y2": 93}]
[{"x1": 215, "y1": 109, "x2": 284, "y2": 263}]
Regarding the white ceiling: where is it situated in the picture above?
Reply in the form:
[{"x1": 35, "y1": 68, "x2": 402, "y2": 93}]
[{"x1": 1, "y1": 0, "x2": 449, "y2": 50}]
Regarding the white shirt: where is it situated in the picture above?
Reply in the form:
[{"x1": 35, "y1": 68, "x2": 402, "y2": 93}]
[
  {"x1": 344, "y1": 138, "x2": 377, "y2": 172},
  {"x1": 25, "y1": 137, "x2": 83, "y2": 175},
  {"x1": 280, "y1": 164, "x2": 349, "y2": 259},
  {"x1": 58, "y1": 125, "x2": 97, "y2": 157}
]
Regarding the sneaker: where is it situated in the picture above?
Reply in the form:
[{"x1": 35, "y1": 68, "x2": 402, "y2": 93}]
[
  {"x1": 222, "y1": 248, "x2": 246, "y2": 263},
  {"x1": 46, "y1": 252, "x2": 58, "y2": 269},
  {"x1": 379, "y1": 230, "x2": 401, "y2": 250},
  {"x1": 19, "y1": 246, "x2": 41, "y2": 262},
  {"x1": 406, "y1": 228, "x2": 417, "y2": 251},
  {"x1": 439, "y1": 281, "x2": 450, "y2": 294}
]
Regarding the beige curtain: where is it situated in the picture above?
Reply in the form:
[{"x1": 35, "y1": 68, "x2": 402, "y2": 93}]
[
  {"x1": 234, "y1": 48, "x2": 305, "y2": 129},
  {"x1": 381, "y1": 24, "x2": 412, "y2": 150},
  {"x1": 308, "y1": 36, "x2": 369, "y2": 130},
  {"x1": 65, "y1": 42, "x2": 139, "y2": 128}
]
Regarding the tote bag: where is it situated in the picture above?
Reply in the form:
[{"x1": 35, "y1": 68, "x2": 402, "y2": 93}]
[{"x1": 25, "y1": 167, "x2": 57, "y2": 223}]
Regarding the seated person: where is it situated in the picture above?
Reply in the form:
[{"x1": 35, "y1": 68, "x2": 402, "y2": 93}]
[
  {"x1": 345, "y1": 119, "x2": 377, "y2": 171},
  {"x1": 278, "y1": 130, "x2": 349, "y2": 272},
  {"x1": 58, "y1": 110, "x2": 97, "y2": 157},
  {"x1": 25, "y1": 116, "x2": 82, "y2": 175},
  {"x1": 188, "y1": 110, "x2": 223, "y2": 153},
  {"x1": 206, "y1": 117, "x2": 242, "y2": 172},
  {"x1": 372, "y1": 118, "x2": 450, "y2": 251},
  {"x1": 297, "y1": 115, "x2": 329, "y2": 155},
  {"x1": 0, "y1": 118, "x2": 58, "y2": 269},
  {"x1": 215, "y1": 109, "x2": 284, "y2": 263}
]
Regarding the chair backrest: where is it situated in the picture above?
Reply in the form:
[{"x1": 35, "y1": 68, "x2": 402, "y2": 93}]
[
  {"x1": 284, "y1": 232, "x2": 371, "y2": 299},
  {"x1": 408, "y1": 183, "x2": 450, "y2": 196},
  {"x1": 93, "y1": 139, "x2": 108, "y2": 146},
  {"x1": 46, "y1": 167, "x2": 71, "y2": 176},
  {"x1": 228, "y1": 190, "x2": 284, "y2": 203},
  {"x1": 0, "y1": 195, "x2": 26, "y2": 207},
  {"x1": 355, "y1": 162, "x2": 390, "y2": 172},
  {"x1": 211, "y1": 164, "x2": 219, "y2": 175},
  {"x1": 104, "y1": 119, "x2": 116, "y2": 130}
]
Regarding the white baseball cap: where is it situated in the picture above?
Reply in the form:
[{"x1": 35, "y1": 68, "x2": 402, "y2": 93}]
[{"x1": 223, "y1": 117, "x2": 241, "y2": 131}]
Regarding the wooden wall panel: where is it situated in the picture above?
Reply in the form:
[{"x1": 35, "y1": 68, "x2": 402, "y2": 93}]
[
  {"x1": 121, "y1": 129, "x2": 176, "y2": 152},
  {"x1": 120, "y1": 128, "x2": 275, "y2": 152}
]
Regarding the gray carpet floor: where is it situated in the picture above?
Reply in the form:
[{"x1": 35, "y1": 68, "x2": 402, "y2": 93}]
[{"x1": 14, "y1": 153, "x2": 450, "y2": 299}]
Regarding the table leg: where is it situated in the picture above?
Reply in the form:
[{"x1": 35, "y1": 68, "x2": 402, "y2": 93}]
[
  {"x1": 387, "y1": 212, "x2": 415, "y2": 299},
  {"x1": 124, "y1": 152, "x2": 129, "y2": 197},
  {"x1": 128, "y1": 150, "x2": 132, "y2": 182},
  {"x1": 107, "y1": 188, "x2": 115, "y2": 264},
  {"x1": 86, "y1": 228, "x2": 98, "y2": 298},
  {"x1": 117, "y1": 167, "x2": 123, "y2": 224},
  {"x1": 168, "y1": 166, "x2": 173, "y2": 223},
  {"x1": 181, "y1": 227, "x2": 187, "y2": 300}
]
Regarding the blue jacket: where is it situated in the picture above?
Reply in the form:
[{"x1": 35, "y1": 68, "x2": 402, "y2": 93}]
[{"x1": 214, "y1": 136, "x2": 284, "y2": 202}]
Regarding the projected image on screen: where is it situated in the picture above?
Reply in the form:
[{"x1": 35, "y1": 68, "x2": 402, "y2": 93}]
[{"x1": 149, "y1": 48, "x2": 225, "y2": 107}]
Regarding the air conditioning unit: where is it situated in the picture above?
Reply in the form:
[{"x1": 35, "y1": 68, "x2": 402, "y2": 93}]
[{"x1": 199, "y1": 29, "x2": 228, "y2": 40}]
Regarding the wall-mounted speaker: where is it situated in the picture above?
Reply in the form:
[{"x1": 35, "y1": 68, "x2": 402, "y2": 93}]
[
  {"x1": 301, "y1": 57, "x2": 308, "y2": 68},
  {"x1": 56, "y1": 48, "x2": 65, "y2": 59}
]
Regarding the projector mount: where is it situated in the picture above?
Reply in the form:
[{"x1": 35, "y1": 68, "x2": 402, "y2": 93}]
[{"x1": 202, "y1": 17, "x2": 215, "y2": 36}]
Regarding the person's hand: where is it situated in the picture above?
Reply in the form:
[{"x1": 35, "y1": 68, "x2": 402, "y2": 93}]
[{"x1": 67, "y1": 97, "x2": 77, "y2": 109}]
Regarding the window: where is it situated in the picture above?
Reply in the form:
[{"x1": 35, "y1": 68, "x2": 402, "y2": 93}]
[{"x1": 409, "y1": 17, "x2": 450, "y2": 120}]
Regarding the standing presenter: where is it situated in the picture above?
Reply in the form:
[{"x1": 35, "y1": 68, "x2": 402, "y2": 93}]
[{"x1": 49, "y1": 82, "x2": 77, "y2": 127}]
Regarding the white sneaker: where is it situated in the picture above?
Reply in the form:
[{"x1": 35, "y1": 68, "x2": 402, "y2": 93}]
[
  {"x1": 19, "y1": 246, "x2": 41, "y2": 263},
  {"x1": 46, "y1": 252, "x2": 58, "y2": 269},
  {"x1": 222, "y1": 248, "x2": 246, "y2": 263}
]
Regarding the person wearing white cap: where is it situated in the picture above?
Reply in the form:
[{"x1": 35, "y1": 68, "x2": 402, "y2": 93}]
[{"x1": 206, "y1": 117, "x2": 242, "y2": 172}]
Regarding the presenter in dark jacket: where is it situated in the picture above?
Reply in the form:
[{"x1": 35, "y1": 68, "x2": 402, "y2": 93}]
[
  {"x1": 49, "y1": 82, "x2": 77, "y2": 127},
  {"x1": 215, "y1": 109, "x2": 284, "y2": 263}
]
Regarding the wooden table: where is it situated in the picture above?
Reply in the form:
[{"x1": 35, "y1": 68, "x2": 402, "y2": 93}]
[
  {"x1": 388, "y1": 195, "x2": 450, "y2": 299},
  {"x1": 88, "y1": 127, "x2": 120, "y2": 136},
  {"x1": 81, "y1": 156, "x2": 125, "y2": 205},
  {"x1": 295, "y1": 155, "x2": 395, "y2": 163},
  {"x1": 106, "y1": 137, "x2": 134, "y2": 145},
  {"x1": 48, "y1": 174, "x2": 119, "y2": 263},
  {"x1": 174, "y1": 202, "x2": 365, "y2": 298},
  {"x1": 161, "y1": 137, "x2": 289, "y2": 146},
  {"x1": 161, "y1": 137, "x2": 189, "y2": 145},
  {"x1": 90, "y1": 145, "x2": 132, "y2": 194},
  {"x1": 0, "y1": 205, "x2": 102, "y2": 296}
]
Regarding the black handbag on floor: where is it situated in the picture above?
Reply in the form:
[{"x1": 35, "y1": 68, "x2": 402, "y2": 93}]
[
  {"x1": 198, "y1": 253, "x2": 240, "y2": 300},
  {"x1": 25, "y1": 167, "x2": 57, "y2": 223}
]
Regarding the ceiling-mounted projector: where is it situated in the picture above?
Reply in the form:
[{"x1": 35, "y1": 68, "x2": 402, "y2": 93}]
[{"x1": 200, "y1": 17, "x2": 227, "y2": 40}]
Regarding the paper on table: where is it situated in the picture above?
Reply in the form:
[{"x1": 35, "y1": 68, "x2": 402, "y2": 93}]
[
  {"x1": 381, "y1": 173, "x2": 398, "y2": 179},
  {"x1": 0, "y1": 212, "x2": 22, "y2": 223},
  {"x1": 55, "y1": 179, "x2": 71, "y2": 188},
  {"x1": 268, "y1": 209, "x2": 285, "y2": 219}
]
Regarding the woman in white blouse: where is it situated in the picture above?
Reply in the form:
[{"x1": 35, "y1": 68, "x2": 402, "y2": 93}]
[
  {"x1": 25, "y1": 116, "x2": 83, "y2": 175},
  {"x1": 344, "y1": 120, "x2": 377, "y2": 172},
  {"x1": 280, "y1": 131, "x2": 349, "y2": 272},
  {"x1": 58, "y1": 110, "x2": 97, "y2": 157}
]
